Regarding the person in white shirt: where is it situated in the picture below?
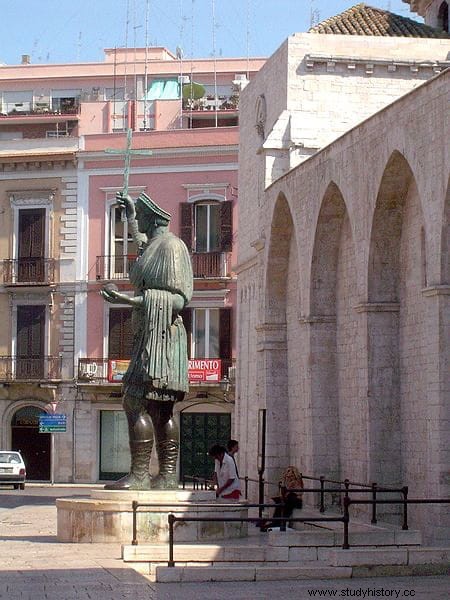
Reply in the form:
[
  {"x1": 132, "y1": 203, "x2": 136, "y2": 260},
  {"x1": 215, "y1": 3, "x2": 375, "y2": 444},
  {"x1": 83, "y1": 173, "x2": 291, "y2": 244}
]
[{"x1": 208, "y1": 444, "x2": 241, "y2": 500}]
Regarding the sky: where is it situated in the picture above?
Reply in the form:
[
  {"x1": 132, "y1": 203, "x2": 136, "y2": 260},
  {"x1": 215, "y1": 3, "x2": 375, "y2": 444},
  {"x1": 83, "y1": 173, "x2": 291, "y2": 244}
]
[{"x1": 0, "y1": 0, "x2": 418, "y2": 65}]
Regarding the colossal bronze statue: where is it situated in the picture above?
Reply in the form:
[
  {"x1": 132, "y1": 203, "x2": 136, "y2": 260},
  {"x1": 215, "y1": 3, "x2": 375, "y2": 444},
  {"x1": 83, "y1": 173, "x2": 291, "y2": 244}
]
[{"x1": 101, "y1": 191, "x2": 193, "y2": 490}]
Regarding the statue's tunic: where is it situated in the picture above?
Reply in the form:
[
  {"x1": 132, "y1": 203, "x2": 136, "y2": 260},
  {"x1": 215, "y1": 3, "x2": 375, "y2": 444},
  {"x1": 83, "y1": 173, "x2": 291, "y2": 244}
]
[{"x1": 123, "y1": 232, "x2": 193, "y2": 401}]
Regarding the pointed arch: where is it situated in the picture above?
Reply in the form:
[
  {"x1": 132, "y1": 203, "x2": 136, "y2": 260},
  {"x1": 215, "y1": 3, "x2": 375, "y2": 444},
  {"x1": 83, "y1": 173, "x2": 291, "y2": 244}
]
[
  {"x1": 265, "y1": 192, "x2": 295, "y2": 324},
  {"x1": 367, "y1": 150, "x2": 427, "y2": 496},
  {"x1": 308, "y1": 182, "x2": 359, "y2": 481},
  {"x1": 310, "y1": 182, "x2": 348, "y2": 315},
  {"x1": 262, "y1": 192, "x2": 300, "y2": 483},
  {"x1": 368, "y1": 151, "x2": 416, "y2": 302}
]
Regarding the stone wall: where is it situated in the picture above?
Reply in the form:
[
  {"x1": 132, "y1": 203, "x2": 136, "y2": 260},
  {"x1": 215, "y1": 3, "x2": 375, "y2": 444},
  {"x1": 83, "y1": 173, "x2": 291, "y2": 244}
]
[{"x1": 237, "y1": 67, "x2": 449, "y2": 544}]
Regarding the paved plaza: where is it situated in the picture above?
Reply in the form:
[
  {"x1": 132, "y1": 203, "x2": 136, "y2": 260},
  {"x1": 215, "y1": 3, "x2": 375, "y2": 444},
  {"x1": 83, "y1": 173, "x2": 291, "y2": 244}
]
[{"x1": 0, "y1": 486, "x2": 448, "y2": 599}]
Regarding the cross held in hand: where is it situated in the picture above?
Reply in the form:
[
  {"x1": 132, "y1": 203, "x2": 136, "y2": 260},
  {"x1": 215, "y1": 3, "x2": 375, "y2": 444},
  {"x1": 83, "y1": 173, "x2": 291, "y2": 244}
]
[{"x1": 105, "y1": 128, "x2": 152, "y2": 195}]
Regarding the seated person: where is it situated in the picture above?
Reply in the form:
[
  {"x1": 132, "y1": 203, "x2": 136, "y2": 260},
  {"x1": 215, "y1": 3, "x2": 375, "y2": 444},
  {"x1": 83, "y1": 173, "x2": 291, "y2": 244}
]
[
  {"x1": 262, "y1": 466, "x2": 303, "y2": 531},
  {"x1": 208, "y1": 444, "x2": 241, "y2": 500}
]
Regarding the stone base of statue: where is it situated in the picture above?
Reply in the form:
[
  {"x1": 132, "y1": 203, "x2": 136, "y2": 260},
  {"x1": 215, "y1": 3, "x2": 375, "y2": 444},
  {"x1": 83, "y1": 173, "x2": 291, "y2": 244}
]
[{"x1": 56, "y1": 489, "x2": 248, "y2": 543}]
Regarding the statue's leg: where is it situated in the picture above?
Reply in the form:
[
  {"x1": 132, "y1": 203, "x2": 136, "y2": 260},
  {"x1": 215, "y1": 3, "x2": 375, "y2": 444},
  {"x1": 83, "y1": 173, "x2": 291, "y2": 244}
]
[
  {"x1": 148, "y1": 399, "x2": 179, "y2": 489},
  {"x1": 104, "y1": 395, "x2": 153, "y2": 490}
]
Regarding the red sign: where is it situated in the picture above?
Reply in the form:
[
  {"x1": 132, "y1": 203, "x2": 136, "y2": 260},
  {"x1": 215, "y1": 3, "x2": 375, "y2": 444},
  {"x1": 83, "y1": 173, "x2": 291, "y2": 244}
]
[
  {"x1": 188, "y1": 359, "x2": 221, "y2": 383},
  {"x1": 108, "y1": 359, "x2": 130, "y2": 383}
]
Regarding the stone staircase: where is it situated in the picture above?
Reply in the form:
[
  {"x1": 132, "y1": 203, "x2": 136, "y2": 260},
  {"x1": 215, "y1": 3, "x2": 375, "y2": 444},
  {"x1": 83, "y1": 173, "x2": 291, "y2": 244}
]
[{"x1": 121, "y1": 508, "x2": 450, "y2": 582}]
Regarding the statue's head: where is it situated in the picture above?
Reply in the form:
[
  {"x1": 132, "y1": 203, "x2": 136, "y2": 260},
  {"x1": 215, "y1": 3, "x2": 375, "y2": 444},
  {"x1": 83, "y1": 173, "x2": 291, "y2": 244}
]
[{"x1": 135, "y1": 192, "x2": 171, "y2": 233}]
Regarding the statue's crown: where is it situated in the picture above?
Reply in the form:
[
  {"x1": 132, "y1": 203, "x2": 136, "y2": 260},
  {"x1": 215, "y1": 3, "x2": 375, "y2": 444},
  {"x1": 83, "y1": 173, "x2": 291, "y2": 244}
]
[{"x1": 136, "y1": 192, "x2": 171, "y2": 222}]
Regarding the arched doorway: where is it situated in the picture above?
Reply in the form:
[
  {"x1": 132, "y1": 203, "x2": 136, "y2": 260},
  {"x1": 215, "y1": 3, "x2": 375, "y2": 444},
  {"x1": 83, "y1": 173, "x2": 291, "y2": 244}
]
[{"x1": 11, "y1": 406, "x2": 50, "y2": 480}]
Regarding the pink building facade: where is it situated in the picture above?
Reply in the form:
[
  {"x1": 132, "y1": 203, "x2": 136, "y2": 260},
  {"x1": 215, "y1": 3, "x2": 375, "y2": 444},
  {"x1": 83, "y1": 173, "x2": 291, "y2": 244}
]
[{"x1": 0, "y1": 47, "x2": 264, "y2": 483}]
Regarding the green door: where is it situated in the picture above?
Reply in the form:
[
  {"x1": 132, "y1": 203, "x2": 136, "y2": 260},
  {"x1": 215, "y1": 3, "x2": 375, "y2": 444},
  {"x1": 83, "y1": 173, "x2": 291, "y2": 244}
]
[{"x1": 180, "y1": 412, "x2": 231, "y2": 481}]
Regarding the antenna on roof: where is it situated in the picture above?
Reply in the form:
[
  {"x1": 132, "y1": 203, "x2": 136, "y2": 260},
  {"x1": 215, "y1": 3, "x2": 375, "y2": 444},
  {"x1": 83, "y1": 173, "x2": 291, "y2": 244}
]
[
  {"x1": 310, "y1": 0, "x2": 320, "y2": 28},
  {"x1": 211, "y1": 0, "x2": 218, "y2": 128},
  {"x1": 143, "y1": 0, "x2": 150, "y2": 131},
  {"x1": 77, "y1": 31, "x2": 82, "y2": 62}
]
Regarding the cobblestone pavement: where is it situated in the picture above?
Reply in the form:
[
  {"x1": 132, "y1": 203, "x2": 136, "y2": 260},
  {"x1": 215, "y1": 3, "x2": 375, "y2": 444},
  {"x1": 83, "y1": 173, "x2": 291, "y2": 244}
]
[{"x1": 0, "y1": 494, "x2": 448, "y2": 599}]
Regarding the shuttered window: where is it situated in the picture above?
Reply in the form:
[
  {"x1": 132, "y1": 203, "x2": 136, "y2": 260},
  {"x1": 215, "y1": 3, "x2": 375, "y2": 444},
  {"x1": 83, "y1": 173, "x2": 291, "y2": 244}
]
[
  {"x1": 16, "y1": 305, "x2": 45, "y2": 378},
  {"x1": 18, "y1": 208, "x2": 45, "y2": 282},
  {"x1": 179, "y1": 200, "x2": 233, "y2": 253},
  {"x1": 108, "y1": 308, "x2": 133, "y2": 359},
  {"x1": 180, "y1": 203, "x2": 193, "y2": 251}
]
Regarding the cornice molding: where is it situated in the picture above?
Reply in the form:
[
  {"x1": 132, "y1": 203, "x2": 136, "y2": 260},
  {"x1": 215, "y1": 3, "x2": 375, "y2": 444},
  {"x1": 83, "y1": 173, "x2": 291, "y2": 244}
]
[
  {"x1": 9, "y1": 189, "x2": 55, "y2": 207},
  {"x1": 422, "y1": 285, "x2": 450, "y2": 297},
  {"x1": 354, "y1": 302, "x2": 400, "y2": 313}
]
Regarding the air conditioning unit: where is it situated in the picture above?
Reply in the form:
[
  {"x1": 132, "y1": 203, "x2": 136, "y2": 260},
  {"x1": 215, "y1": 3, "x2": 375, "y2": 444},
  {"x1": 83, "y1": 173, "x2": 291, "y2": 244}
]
[{"x1": 178, "y1": 75, "x2": 190, "y2": 84}]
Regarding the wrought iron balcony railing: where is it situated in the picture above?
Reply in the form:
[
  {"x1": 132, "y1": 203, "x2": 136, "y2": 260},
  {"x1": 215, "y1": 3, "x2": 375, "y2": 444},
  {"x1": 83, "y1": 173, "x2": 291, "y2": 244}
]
[
  {"x1": 78, "y1": 358, "x2": 110, "y2": 382},
  {"x1": 95, "y1": 255, "x2": 137, "y2": 281},
  {"x1": 96, "y1": 252, "x2": 231, "y2": 281},
  {"x1": 78, "y1": 357, "x2": 234, "y2": 384},
  {"x1": 0, "y1": 356, "x2": 62, "y2": 381},
  {"x1": 191, "y1": 252, "x2": 231, "y2": 278},
  {"x1": 1, "y1": 258, "x2": 56, "y2": 285}
]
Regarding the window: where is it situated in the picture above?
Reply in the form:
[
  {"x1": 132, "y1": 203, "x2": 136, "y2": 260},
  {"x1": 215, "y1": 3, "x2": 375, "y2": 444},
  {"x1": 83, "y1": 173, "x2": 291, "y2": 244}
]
[
  {"x1": 16, "y1": 305, "x2": 45, "y2": 378},
  {"x1": 109, "y1": 204, "x2": 138, "y2": 277},
  {"x1": 195, "y1": 202, "x2": 221, "y2": 252},
  {"x1": 108, "y1": 307, "x2": 133, "y2": 359},
  {"x1": 105, "y1": 87, "x2": 125, "y2": 101},
  {"x1": 193, "y1": 308, "x2": 220, "y2": 358},
  {"x1": 18, "y1": 208, "x2": 46, "y2": 282},
  {"x1": 51, "y1": 89, "x2": 80, "y2": 113},
  {"x1": 2, "y1": 91, "x2": 33, "y2": 114},
  {"x1": 179, "y1": 200, "x2": 233, "y2": 253},
  {"x1": 182, "y1": 307, "x2": 231, "y2": 361}
]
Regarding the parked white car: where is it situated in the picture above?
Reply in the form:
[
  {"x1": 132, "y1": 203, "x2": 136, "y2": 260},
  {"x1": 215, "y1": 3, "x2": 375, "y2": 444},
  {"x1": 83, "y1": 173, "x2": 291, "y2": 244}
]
[{"x1": 0, "y1": 451, "x2": 26, "y2": 489}]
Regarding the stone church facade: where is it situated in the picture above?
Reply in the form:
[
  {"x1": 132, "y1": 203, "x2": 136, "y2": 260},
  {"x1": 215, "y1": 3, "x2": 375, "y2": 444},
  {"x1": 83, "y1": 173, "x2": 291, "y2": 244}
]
[{"x1": 236, "y1": 4, "x2": 449, "y2": 544}]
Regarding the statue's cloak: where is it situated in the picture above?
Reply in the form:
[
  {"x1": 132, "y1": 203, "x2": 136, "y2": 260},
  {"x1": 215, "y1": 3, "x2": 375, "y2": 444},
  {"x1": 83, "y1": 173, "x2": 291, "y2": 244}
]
[{"x1": 123, "y1": 233, "x2": 193, "y2": 397}]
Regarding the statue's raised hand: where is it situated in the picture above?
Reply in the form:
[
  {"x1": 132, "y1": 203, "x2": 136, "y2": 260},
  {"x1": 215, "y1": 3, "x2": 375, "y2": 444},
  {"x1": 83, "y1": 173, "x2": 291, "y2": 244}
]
[{"x1": 116, "y1": 191, "x2": 135, "y2": 220}]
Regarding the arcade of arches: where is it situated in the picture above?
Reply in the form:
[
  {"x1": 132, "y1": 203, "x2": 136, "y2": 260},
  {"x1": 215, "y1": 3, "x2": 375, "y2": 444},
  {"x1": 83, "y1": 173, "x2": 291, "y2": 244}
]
[{"x1": 237, "y1": 71, "x2": 449, "y2": 544}]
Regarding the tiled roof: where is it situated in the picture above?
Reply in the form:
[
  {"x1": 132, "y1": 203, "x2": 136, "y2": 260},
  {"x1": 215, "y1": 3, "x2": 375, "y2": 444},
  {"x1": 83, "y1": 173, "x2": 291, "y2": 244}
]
[{"x1": 309, "y1": 3, "x2": 449, "y2": 38}]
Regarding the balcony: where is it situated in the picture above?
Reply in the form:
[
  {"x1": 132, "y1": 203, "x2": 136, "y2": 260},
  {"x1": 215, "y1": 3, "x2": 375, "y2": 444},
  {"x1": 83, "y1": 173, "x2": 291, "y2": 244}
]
[
  {"x1": 95, "y1": 255, "x2": 137, "y2": 281},
  {"x1": 0, "y1": 101, "x2": 80, "y2": 119},
  {"x1": 182, "y1": 95, "x2": 239, "y2": 112},
  {"x1": 1, "y1": 259, "x2": 56, "y2": 286},
  {"x1": 0, "y1": 356, "x2": 62, "y2": 381},
  {"x1": 191, "y1": 252, "x2": 231, "y2": 279},
  {"x1": 78, "y1": 358, "x2": 111, "y2": 383},
  {"x1": 77, "y1": 357, "x2": 234, "y2": 384}
]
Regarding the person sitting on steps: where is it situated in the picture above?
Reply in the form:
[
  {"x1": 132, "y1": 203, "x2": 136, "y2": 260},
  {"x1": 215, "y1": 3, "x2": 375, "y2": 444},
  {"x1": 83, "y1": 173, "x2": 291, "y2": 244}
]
[{"x1": 261, "y1": 465, "x2": 303, "y2": 531}]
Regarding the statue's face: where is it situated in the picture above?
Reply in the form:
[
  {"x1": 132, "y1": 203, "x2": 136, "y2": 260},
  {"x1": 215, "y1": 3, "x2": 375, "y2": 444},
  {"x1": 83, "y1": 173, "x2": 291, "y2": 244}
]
[{"x1": 135, "y1": 203, "x2": 154, "y2": 234}]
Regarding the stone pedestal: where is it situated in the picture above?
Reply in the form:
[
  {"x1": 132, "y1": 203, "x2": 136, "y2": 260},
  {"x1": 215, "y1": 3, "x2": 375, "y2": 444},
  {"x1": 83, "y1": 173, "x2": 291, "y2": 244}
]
[{"x1": 56, "y1": 489, "x2": 248, "y2": 543}]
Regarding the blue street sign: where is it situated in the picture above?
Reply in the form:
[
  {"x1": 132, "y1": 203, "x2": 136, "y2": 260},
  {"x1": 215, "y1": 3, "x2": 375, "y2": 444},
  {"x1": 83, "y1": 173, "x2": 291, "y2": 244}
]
[{"x1": 39, "y1": 414, "x2": 67, "y2": 433}]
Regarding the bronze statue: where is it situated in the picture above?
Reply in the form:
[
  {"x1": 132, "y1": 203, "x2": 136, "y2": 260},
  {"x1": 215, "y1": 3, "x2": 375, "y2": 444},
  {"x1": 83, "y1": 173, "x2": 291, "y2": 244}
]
[{"x1": 101, "y1": 191, "x2": 193, "y2": 489}]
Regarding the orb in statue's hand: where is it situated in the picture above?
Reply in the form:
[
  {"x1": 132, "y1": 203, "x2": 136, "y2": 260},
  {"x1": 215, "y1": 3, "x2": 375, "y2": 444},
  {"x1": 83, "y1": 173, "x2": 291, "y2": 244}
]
[{"x1": 103, "y1": 283, "x2": 118, "y2": 293}]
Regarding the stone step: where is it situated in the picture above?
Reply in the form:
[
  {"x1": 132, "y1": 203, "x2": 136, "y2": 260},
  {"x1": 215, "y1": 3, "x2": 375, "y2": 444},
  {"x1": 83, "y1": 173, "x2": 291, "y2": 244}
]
[
  {"x1": 123, "y1": 543, "x2": 289, "y2": 563},
  {"x1": 153, "y1": 563, "x2": 353, "y2": 582},
  {"x1": 267, "y1": 527, "x2": 422, "y2": 547},
  {"x1": 330, "y1": 546, "x2": 450, "y2": 567}
]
